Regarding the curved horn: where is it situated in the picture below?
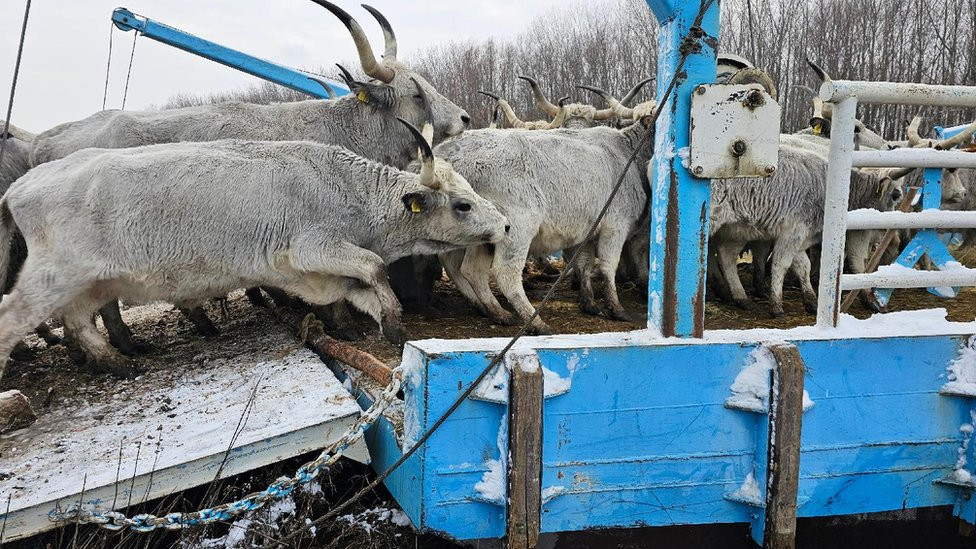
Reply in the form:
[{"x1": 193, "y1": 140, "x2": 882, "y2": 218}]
[
  {"x1": 310, "y1": 0, "x2": 394, "y2": 83},
  {"x1": 517, "y1": 75, "x2": 560, "y2": 116},
  {"x1": 335, "y1": 63, "x2": 356, "y2": 87},
  {"x1": 578, "y1": 85, "x2": 634, "y2": 119},
  {"x1": 887, "y1": 166, "x2": 916, "y2": 180},
  {"x1": 397, "y1": 117, "x2": 435, "y2": 187},
  {"x1": 546, "y1": 96, "x2": 571, "y2": 129},
  {"x1": 496, "y1": 99, "x2": 527, "y2": 128},
  {"x1": 795, "y1": 85, "x2": 818, "y2": 97},
  {"x1": 306, "y1": 75, "x2": 338, "y2": 99},
  {"x1": 906, "y1": 115, "x2": 927, "y2": 147},
  {"x1": 728, "y1": 68, "x2": 778, "y2": 100},
  {"x1": 489, "y1": 105, "x2": 500, "y2": 129},
  {"x1": 620, "y1": 77, "x2": 654, "y2": 107},
  {"x1": 593, "y1": 107, "x2": 616, "y2": 121},
  {"x1": 806, "y1": 57, "x2": 831, "y2": 83},
  {"x1": 360, "y1": 4, "x2": 397, "y2": 61},
  {"x1": 935, "y1": 119, "x2": 976, "y2": 150},
  {"x1": 411, "y1": 77, "x2": 433, "y2": 141},
  {"x1": 477, "y1": 90, "x2": 500, "y2": 101}
]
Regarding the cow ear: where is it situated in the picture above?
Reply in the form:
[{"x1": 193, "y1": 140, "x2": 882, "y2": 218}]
[
  {"x1": 401, "y1": 191, "x2": 434, "y2": 214},
  {"x1": 351, "y1": 82, "x2": 396, "y2": 110}
]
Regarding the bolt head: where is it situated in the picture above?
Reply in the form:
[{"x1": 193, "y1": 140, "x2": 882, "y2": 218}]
[
  {"x1": 693, "y1": 165, "x2": 704, "y2": 175},
  {"x1": 696, "y1": 86, "x2": 707, "y2": 95},
  {"x1": 764, "y1": 165, "x2": 776, "y2": 175}
]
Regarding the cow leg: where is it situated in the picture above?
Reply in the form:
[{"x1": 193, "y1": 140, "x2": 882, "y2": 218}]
[
  {"x1": 34, "y1": 321, "x2": 61, "y2": 346},
  {"x1": 177, "y1": 305, "x2": 220, "y2": 337},
  {"x1": 290, "y1": 239, "x2": 408, "y2": 346},
  {"x1": 750, "y1": 241, "x2": 771, "y2": 299},
  {"x1": 440, "y1": 250, "x2": 486, "y2": 315},
  {"x1": 716, "y1": 240, "x2": 754, "y2": 310},
  {"x1": 575, "y1": 244, "x2": 601, "y2": 316},
  {"x1": 63, "y1": 301, "x2": 137, "y2": 378},
  {"x1": 768, "y1": 235, "x2": 806, "y2": 318},
  {"x1": 460, "y1": 246, "x2": 516, "y2": 326},
  {"x1": 491, "y1": 230, "x2": 552, "y2": 335},
  {"x1": 61, "y1": 324, "x2": 88, "y2": 364},
  {"x1": 706, "y1": 243, "x2": 732, "y2": 303},
  {"x1": 244, "y1": 287, "x2": 267, "y2": 307},
  {"x1": 0, "y1": 262, "x2": 84, "y2": 379},
  {"x1": 789, "y1": 252, "x2": 818, "y2": 314},
  {"x1": 100, "y1": 300, "x2": 155, "y2": 355},
  {"x1": 595, "y1": 228, "x2": 632, "y2": 322},
  {"x1": 312, "y1": 301, "x2": 362, "y2": 342}
]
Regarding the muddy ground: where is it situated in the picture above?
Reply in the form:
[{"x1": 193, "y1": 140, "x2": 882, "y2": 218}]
[{"x1": 2, "y1": 250, "x2": 976, "y2": 548}]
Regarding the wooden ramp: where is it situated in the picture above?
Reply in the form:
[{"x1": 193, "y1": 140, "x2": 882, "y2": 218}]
[{"x1": 0, "y1": 319, "x2": 367, "y2": 541}]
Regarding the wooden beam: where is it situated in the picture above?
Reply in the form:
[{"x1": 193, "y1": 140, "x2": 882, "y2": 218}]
[
  {"x1": 764, "y1": 344, "x2": 806, "y2": 549},
  {"x1": 506, "y1": 353, "x2": 543, "y2": 549}
]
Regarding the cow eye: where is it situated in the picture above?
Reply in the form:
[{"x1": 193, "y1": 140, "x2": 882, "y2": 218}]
[{"x1": 454, "y1": 202, "x2": 472, "y2": 213}]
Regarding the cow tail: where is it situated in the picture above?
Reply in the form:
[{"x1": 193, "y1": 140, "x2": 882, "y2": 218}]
[{"x1": 0, "y1": 199, "x2": 13, "y2": 293}]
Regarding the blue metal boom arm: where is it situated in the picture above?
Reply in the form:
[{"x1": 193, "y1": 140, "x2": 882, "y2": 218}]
[{"x1": 111, "y1": 7, "x2": 348, "y2": 99}]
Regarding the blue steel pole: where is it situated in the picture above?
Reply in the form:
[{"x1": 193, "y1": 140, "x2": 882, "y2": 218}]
[
  {"x1": 645, "y1": 0, "x2": 719, "y2": 338},
  {"x1": 111, "y1": 8, "x2": 348, "y2": 99}
]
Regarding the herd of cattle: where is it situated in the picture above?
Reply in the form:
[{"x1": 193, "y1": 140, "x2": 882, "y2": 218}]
[{"x1": 0, "y1": 1, "x2": 975, "y2": 382}]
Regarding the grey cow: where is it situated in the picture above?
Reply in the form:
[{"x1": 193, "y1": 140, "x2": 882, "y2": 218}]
[
  {"x1": 22, "y1": 1, "x2": 471, "y2": 353},
  {"x1": 0, "y1": 120, "x2": 507, "y2": 380},
  {"x1": 430, "y1": 116, "x2": 653, "y2": 334},
  {"x1": 709, "y1": 145, "x2": 905, "y2": 317}
]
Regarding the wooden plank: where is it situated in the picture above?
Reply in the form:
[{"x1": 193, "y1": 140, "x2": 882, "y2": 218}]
[
  {"x1": 764, "y1": 343, "x2": 806, "y2": 549},
  {"x1": 0, "y1": 334, "x2": 367, "y2": 542},
  {"x1": 507, "y1": 353, "x2": 543, "y2": 549}
]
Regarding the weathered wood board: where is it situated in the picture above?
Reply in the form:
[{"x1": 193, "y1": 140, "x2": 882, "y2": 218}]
[{"x1": 0, "y1": 345, "x2": 366, "y2": 541}]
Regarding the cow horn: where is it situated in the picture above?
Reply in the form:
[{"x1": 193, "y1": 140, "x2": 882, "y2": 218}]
[
  {"x1": 360, "y1": 4, "x2": 397, "y2": 61},
  {"x1": 795, "y1": 85, "x2": 818, "y2": 97},
  {"x1": 806, "y1": 57, "x2": 831, "y2": 83},
  {"x1": 411, "y1": 77, "x2": 433, "y2": 140},
  {"x1": 306, "y1": 74, "x2": 338, "y2": 99},
  {"x1": 578, "y1": 85, "x2": 634, "y2": 119},
  {"x1": 621, "y1": 77, "x2": 654, "y2": 107},
  {"x1": 335, "y1": 63, "x2": 356, "y2": 87},
  {"x1": 496, "y1": 99, "x2": 527, "y2": 128},
  {"x1": 906, "y1": 115, "x2": 929, "y2": 147},
  {"x1": 311, "y1": 0, "x2": 394, "y2": 83},
  {"x1": 398, "y1": 118, "x2": 436, "y2": 187},
  {"x1": 728, "y1": 68, "x2": 778, "y2": 100},
  {"x1": 935, "y1": 119, "x2": 976, "y2": 150},
  {"x1": 477, "y1": 90, "x2": 500, "y2": 101},
  {"x1": 517, "y1": 75, "x2": 560, "y2": 116},
  {"x1": 887, "y1": 166, "x2": 916, "y2": 180},
  {"x1": 489, "y1": 105, "x2": 500, "y2": 129},
  {"x1": 546, "y1": 97, "x2": 571, "y2": 129}
]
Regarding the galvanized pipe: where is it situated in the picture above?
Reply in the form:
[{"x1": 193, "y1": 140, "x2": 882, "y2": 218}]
[
  {"x1": 852, "y1": 149, "x2": 976, "y2": 169},
  {"x1": 816, "y1": 96, "x2": 858, "y2": 328},
  {"x1": 841, "y1": 268, "x2": 976, "y2": 291},
  {"x1": 820, "y1": 81, "x2": 976, "y2": 107},
  {"x1": 846, "y1": 210, "x2": 976, "y2": 230}
]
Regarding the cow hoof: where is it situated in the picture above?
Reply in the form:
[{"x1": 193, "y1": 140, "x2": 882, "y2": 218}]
[
  {"x1": 64, "y1": 342, "x2": 88, "y2": 365},
  {"x1": 609, "y1": 308, "x2": 633, "y2": 323},
  {"x1": 803, "y1": 301, "x2": 817, "y2": 314},
  {"x1": 578, "y1": 301, "x2": 602, "y2": 316},
  {"x1": 769, "y1": 309, "x2": 786, "y2": 319},
  {"x1": 115, "y1": 338, "x2": 157, "y2": 357},
  {"x1": 244, "y1": 287, "x2": 267, "y2": 307},
  {"x1": 11, "y1": 341, "x2": 36, "y2": 362},
  {"x1": 733, "y1": 298, "x2": 756, "y2": 311},
  {"x1": 530, "y1": 324, "x2": 554, "y2": 336},
  {"x1": 332, "y1": 326, "x2": 363, "y2": 342},
  {"x1": 382, "y1": 320, "x2": 411, "y2": 347},
  {"x1": 90, "y1": 356, "x2": 139, "y2": 379},
  {"x1": 491, "y1": 312, "x2": 518, "y2": 326}
]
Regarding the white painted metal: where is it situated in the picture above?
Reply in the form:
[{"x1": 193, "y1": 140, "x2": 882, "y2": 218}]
[
  {"x1": 816, "y1": 96, "x2": 858, "y2": 328},
  {"x1": 689, "y1": 84, "x2": 781, "y2": 178},
  {"x1": 852, "y1": 149, "x2": 976, "y2": 169},
  {"x1": 821, "y1": 80, "x2": 976, "y2": 107},
  {"x1": 841, "y1": 267, "x2": 976, "y2": 291},
  {"x1": 0, "y1": 347, "x2": 367, "y2": 541},
  {"x1": 846, "y1": 209, "x2": 976, "y2": 230}
]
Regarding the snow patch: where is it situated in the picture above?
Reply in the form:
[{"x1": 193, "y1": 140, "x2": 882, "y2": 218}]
[
  {"x1": 474, "y1": 414, "x2": 508, "y2": 504},
  {"x1": 541, "y1": 485, "x2": 566, "y2": 503},
  {"x1": 677, "y1": 146, "x2": 691, "y2": 169},
  {"x1": 726, "y1": 346, "x2": 815, "y2": 412},
  {"x1": 951, "y1": 413, "x2": 976, "y2": 485},
  {"x1": 729, "y1": 471, "x2": 763, "y2": 505},
  {"x1": 942, "y1": 336, "x2": 976, "y2": 397},
  {"x1": 400, "y1": 346, "x2": 426, "y2": 450},
  {"x1": 339, "y1": 506, "x2": 413, "y2": 533}
]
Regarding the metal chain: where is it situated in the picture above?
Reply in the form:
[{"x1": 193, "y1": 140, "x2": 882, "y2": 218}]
[
  {"x1": 101, "y1": 22, "x2": 115, "y2": 111},
  {"x1": 120, "y1": 30, "x2": 139, "y2": 111},
  {"x1": 0, "y1": 0, "x2": 32, "y2": 171},
  {"x1": 47, "y1": 365, "x2": 402, "y2": 532}
]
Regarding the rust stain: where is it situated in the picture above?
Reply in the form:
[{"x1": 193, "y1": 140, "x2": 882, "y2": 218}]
[
  {"x1": 693, "y1": 201, "x2": 707, "y2": 338},
  {"x1": 662, "y1": 170, "x2": 680, "y2": 337}
]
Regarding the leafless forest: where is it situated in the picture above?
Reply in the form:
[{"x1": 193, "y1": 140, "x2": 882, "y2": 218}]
[{"x1": 164, "y1": 0, "x2": 976, "y2": 138}]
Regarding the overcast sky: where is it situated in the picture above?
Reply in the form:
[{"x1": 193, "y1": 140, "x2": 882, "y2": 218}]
[{"x1": 0, "y1": 0, "x2": 560, "y2": 132}]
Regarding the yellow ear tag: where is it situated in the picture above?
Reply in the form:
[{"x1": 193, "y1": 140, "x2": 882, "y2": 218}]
[
  {"x1": 356, "y1": 90, "x2": 368, "y2": 103},
  {"x1": 812, "y1": 122, "x2": 822, "y2": 135},
  {"x1": 410, "y1": 199, "x2": 422, "y2": 213}
]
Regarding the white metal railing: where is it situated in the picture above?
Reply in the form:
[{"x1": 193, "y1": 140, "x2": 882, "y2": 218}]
[{"x1": 816, "y1": 80, "x2": 976, "y2": 328}]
